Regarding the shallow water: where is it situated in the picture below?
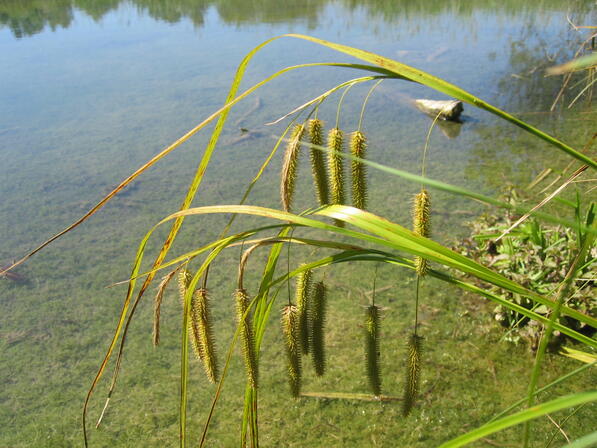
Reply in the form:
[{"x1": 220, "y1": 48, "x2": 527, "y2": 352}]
[{"x1": 0, "y1": 1, "x2": 595, "y2": 446}]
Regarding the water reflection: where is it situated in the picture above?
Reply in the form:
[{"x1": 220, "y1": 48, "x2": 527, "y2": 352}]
[{"x1": 1, "y1": 0, "x2": 591, "y2": 39}]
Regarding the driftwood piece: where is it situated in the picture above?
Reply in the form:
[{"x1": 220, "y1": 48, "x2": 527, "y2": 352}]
[{"x1": 414, "y1": 99, "x2": 463, "y2": 121}]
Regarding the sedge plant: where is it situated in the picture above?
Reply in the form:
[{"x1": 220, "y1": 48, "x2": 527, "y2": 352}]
[{"x1": 0, "y1": 34, "x2": 595, "y2": 448}]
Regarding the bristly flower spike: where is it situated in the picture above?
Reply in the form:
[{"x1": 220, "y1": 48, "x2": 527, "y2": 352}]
[
  {"x1": 310, "y1": 280, "x2": 327, "y2": 376},
  {"x1": 402, "y1": 334, "x2": 423, "y2": 416},
  {"x1": 280, "y1": 124, "x2": 305, "y2": 212},
  {"x1": 295, "y1": 267, "x2": 313, "y2": 355},
  {"x1": 308, "y1": 119, "x2": 330, "y2": 205},
  {"x1": 282, "y1": 305, "x2": 301, "y2": 397},
  {"x1": 350, "y1": 130, "x2": 368, "y2": 210},
  {"x1": 364, "y1": 304, "x2": 382, "y2": 396},
  {"x1": 412, "y1": 189, "x2": 431, "y2": 276},
  {"x1": 327, "y1": 128, "x2": 345, "y2": 207},
  {"x1": 234, "y1": 288, "x2": 258, "y2": 388},
  {"x1": 191, "y1": 288, "x2": 219, "y2": 384}
]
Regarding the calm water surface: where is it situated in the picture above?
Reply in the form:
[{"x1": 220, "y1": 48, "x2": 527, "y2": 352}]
[{"x1": 0, "y1": 1, "x2": 595, "y2": 446}]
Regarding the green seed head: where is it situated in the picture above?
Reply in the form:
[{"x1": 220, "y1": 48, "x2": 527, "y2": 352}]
[
  {"x1": 191, "y1": 288, "x2": 219, "y2": 384},
  {"x1": 412, "y1": 189, "x2": 431, "y2": 276},
  {"x1": 327, "y1": 128, "x2": 345, "y2": 206},
  {"x1": 280, "y1": 124, "x2": 304, "y2": 212},
  {"x1": 295, "y1": 267, "x2": 313, "y2": 355},
  {"x1": 235, "y1": 288, "x2": 258, "y2": 388},
  {"x1": 402, "y1": 334, "x2": 423, "y2": 416},
  {"x1": 153, "y1": 270, "x2": 177, "y2": 347},
  {"x1": 282, "y1": 305, "x2": 301, "y2": 397},
  {"x1": 308, "y1": 119, "x2": 330, "y2": 205},
  {"x1": 310, "y1": 281, "x2": 327, "y2": 377},
  {"x1": 177, "y1": 269, "x2": 193, "y2": 306},
  {"x1": 350, "y1": 131, "x2": 368, "y2": 210},
  {"x1": 412, "y1": 189, "x2": 431, "y2": 238},
  {"x1": 364, "y1": 304, "x2": 382, "y2": 396}
]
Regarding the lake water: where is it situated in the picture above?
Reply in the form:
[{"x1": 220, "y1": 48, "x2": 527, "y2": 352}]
[{"x1": 1, "y1": 1, "x2": 595, "y2": 447}]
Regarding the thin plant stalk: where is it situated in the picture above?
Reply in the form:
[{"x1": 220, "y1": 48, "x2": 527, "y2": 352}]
[{"x1": 522, "y1": 227, "x2": 595, "y2": 447}]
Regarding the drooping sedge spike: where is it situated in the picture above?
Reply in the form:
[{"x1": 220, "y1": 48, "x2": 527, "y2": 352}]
[
  {"x1": 402, "y1": 334, "x2": 422, "y2": 416},
  {"x1": 280, "y1": 124, "x2": 305, "y2": 212},
  {"x1": 191, "y1": 288, "x2": 219, "y2": 383},
  {"x1": 153, "y1": 269, "x2": 178, "y2": 346},
  {"x1": 308, "y1": 119, "x2": 330, "y2": 205},
  {"x1": 327, "y1": 127, "x2": 345, "y2": 204},
  {"x1": 282, "y1": 305, "x2": 302, "y2": 397},
  {"x1": 295, "y1": 267, "x2": 312, "y2": 355},
  {"x1": 412, "y1": 189, "x2": 431, "y2": 276},
  {"x1": 311, "y1": 281, "x2": 327, "y2": 377},
  {"x1": 364, "y1": 304, "x2": 381, "y2": 396},
  {"x1": 234, "y1": 288, "x2": 258, "y2": 388},
  {"x1": 177, "y1": 269, "x2": 193, "y2": 306},
  {"x1": 350, "y1": 131, "x2": 368, "y2": 210},
  {"x1": 177, "y1": 268, "x2": 204, "y2": 360}
]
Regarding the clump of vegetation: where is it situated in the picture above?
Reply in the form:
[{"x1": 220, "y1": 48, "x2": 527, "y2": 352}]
[{"x1": 460, "y1": 188, "x2": 596, "y2": 350}]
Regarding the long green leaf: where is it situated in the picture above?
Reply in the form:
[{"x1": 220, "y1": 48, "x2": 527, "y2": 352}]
[
  {"x1": 285, "y1": 34, "x2": 596, "y2": 169},
  {"x1": 135, "y1": 205, "x2": 596, "y2": 330},
  {"x1": 298, "y1": 138, "x2": 595, "y2": 235},
  {"x1": 260, "y1": 252, "x2": 595, "y2": 348},
  {"x1": 560, "y1": 431, "x2": 597, "y2": 448},
  {"x1": 43, "y1": 32, "x2": 592, "y2": 446},
  {"x1": 315, "y1": 205, "x2": 596, "y2": 327},
  {"x1": 179, "y1": 244, "x2": 228, "y2": 447},
  {"x1": 246, "y1": 226, "x2": 292, "y2": 448},
  {"x1": 523, "y1": 223, "x2": 596, "y2": 447},
  {"x1": 547, "y1": 52, "x2": 597, "y2": 75},
  {"x1": 488, "y1": 362, "x2": 595, "y2": 423},
  {"x1": 438, "y1": 391, "x2": 597, "y2": 448},
  {"x1": 82, "y1": 60, "x2": 392, "y2": 445}
]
